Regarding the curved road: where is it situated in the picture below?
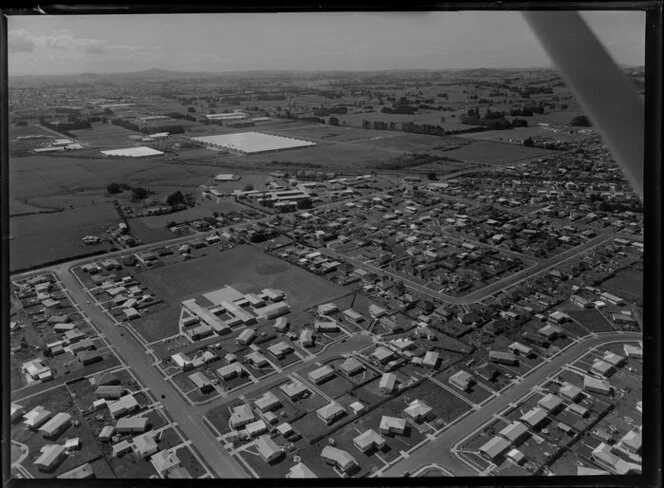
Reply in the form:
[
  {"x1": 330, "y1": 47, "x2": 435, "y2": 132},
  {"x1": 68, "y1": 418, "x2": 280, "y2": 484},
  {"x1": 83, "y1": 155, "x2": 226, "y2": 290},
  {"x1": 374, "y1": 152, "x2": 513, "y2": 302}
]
[{"x1": 378, "y1": 331, "x2": 641, "y2": 477}]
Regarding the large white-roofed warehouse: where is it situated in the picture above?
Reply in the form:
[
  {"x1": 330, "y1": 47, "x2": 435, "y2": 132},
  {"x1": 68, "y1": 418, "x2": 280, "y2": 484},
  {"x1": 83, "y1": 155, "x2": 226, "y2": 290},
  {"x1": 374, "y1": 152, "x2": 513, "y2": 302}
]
[
  {"x1": 190, "y1": 131, "x2": 316, "y2": 154},
  {"x1": 100, "y1": 146, "x2": 164, "y2": 158}
]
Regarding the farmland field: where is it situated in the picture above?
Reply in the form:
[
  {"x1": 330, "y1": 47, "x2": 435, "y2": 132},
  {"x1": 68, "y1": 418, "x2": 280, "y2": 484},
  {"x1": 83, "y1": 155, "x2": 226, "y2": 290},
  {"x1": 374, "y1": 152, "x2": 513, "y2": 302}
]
[
  {"x1": 457, "y1": 125, "x2": 594, "y2": 144},
  {"x1": 440, "y1": 139, "x2": 555, "y2": 165},
  {"x1": 69, "y1": 122, "x2": 143, "y2": 149},
  {"x1": 9, "y1": 203, "x2": 118, "y2": 271},
  {"x1": 137, "y1": 245, "x2": 347, "y2": 312}
]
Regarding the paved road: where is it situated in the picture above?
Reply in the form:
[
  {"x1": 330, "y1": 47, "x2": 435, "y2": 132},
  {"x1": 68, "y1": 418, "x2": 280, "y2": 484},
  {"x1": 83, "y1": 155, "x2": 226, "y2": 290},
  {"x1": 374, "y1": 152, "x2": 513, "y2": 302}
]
[
  {"x1": 379, "y1": 331, "x2": 641, "y2": 477},
  {"x1": 54, "y1": 270, "x2": 249, "y2": 478},
  {"x1": 323, "y1": 232, "x2": 614, "y2": 305}
]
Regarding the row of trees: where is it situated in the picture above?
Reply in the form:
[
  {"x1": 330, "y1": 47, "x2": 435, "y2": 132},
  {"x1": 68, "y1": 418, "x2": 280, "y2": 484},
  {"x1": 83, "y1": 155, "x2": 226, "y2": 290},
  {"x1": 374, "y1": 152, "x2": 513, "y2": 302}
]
[
  {"x1": 460, "y1": 109, "x2": 528, "y2": 130},
  {"x1": 509, "y1": 104, "x2": 546, "y2": 116},
  {"x1": 313, "y1": 106, "x2": 348, "y2": 117}
]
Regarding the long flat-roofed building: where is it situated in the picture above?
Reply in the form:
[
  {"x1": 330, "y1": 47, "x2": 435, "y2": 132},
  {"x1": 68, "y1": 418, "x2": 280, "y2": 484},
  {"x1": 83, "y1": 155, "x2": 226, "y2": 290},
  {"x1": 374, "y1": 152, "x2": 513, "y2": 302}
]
[{"x1": 191, "y1": 132, "x2": 315, "y2": 154}]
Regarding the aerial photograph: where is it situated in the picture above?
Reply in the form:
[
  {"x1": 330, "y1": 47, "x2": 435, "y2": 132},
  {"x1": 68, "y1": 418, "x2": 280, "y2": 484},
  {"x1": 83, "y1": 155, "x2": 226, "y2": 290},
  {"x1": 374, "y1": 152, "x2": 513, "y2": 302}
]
[{"x1": 5, "y1": 9, "x2": 646, "y2": 480}]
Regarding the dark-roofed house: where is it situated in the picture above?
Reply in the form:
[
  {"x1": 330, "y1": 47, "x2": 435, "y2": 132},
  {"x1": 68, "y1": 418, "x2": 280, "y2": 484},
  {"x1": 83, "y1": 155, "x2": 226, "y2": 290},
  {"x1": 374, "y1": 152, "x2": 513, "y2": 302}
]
[
  {"x1": 95, "y1": 385, "x2": 125, "y2": 400},
  {"x1": 77, "y1": 350, "x2": 102, "y2": 366}
]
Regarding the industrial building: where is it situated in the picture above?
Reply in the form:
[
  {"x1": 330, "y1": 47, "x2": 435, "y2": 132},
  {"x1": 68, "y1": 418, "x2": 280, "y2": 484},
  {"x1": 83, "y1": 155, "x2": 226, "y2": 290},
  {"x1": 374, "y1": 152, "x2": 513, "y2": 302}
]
[
  {"x1": 190, "y1": 131, "x2": 315, "y2": 154},
  {"x1": 100, "y1": 147, "x2": 164, "y2": 158}
]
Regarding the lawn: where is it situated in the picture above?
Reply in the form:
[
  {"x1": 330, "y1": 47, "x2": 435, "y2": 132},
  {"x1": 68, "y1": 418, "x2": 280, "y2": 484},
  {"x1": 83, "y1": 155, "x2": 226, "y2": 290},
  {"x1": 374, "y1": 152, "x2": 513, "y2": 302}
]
[
  {"x1": 138, "y1": 245, "x2": 347, "y2": 313},
  {"x1": 601, "y1": 266, "x2": 643, "y2": 298},
  {"x1": 11, "y1": 385, "x2": 104, "y2": 479},
  {"x1": 566, "y1": 309, "x2": 616, "y2": 333},
  {"x1": 402, "y1": 379, "x2": 474, "y2": 423},
  {"x1": 128, "y1": 304, "x2": 180, "y2": 344},
  {"x1": 204, "y1": 399, "x2": 247, "y2": 435}
]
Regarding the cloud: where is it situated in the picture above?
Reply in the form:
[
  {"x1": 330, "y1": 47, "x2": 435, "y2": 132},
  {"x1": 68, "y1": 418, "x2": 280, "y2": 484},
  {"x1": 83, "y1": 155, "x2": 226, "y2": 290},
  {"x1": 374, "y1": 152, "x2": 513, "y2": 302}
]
[
  {"x1": 8, "y1": 29, "x2": 36, "y2": 53},
  {"x1": 9, "y1": 29, "x2": 144, "y2": 56}
]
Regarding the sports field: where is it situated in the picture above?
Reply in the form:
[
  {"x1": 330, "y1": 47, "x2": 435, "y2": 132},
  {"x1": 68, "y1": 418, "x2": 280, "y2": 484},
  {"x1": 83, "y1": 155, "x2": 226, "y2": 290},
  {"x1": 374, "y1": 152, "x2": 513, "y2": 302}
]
[{"x1": 137, "y1": 245, "x2": 347, "y2": 311}]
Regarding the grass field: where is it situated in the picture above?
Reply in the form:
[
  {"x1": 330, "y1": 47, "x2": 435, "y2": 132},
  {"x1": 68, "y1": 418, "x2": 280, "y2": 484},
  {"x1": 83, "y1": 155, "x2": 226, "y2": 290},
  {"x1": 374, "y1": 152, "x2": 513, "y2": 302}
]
[
  {"x1": 70, "y1": 122, "x2": 142, "y2": 149},
  {"x1": 138, "y1": 245, "x2": 347, "y2": 312},
  {"x1": 601, "y1": 266, "x2": 643, "y2": 298},
  {"x1": 441, "y1": 139, "x2": 555, "y2": 165},
  {"x1": 10, "y1": 203, "x2": 118, "y2": 271}
]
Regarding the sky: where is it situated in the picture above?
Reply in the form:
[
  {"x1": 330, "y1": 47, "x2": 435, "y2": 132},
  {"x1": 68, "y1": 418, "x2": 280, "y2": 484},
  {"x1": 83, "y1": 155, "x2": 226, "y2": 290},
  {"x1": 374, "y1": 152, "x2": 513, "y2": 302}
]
[{"x1": 7, "y1": 11, "x2": 645, "y2": 75}]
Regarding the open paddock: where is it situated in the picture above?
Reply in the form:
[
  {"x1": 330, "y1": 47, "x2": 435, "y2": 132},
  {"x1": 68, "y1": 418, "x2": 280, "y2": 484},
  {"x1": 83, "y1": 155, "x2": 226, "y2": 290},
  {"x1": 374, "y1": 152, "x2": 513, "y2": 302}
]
[
  {"x1": 440, "y1": 139, "x2": 554, "y2": 165},
  {"x1": 10, "y1": 203, "x2": 117, "y2": 271},
  {"x1": 126, "y1": 304, "x2": 180, "y2": 344},
  {"x1": 70, "y1": 123, "x2": 142, "y2": 149},
  {"x1": 137, "y1": 245, "x2": 347, "y2": 313}
]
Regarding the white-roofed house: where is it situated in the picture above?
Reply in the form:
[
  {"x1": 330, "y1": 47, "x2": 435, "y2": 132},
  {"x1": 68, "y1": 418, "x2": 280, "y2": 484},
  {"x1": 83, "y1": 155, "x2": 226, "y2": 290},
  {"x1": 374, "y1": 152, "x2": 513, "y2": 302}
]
[
  {"x1": 353, "y1": 429, "x2": 386, "y2": 454},
  {"x1": 320, "y1": 446, "x2": 357, "y2": 473},
  {"x1": 449, "y1": 370, "x2": 474, "y2": 391},
  {"x1": 316, "y1": 402, "x2": 346, "y2": 425},
  {"x1": 39, "y1": 412, "x2": 72, "y2": 439},
  {"x1": 379, "y1": 416, "x2": 406, "y2": 436},
  {"x1": 403, "y1": 399, "x2": 434, "y2": 423},
  {"x1": 255, "y1": 435, "x2": 283, "y2": 463}
]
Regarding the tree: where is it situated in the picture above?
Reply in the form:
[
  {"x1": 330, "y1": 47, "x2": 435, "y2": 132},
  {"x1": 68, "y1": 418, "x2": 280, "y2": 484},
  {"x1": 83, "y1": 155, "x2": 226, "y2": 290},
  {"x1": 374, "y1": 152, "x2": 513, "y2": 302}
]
[
  {"x1": 570, "y1": 115, "x2": 591, "y2": 127},
  {"x1": 243, "y1": 184, "x2": 254, "y2": 192},
  {"x1": 131, "y1": 187, "x2": 149, "y2": 201},
  {"x1": 328, "y1": 116, "x2": 340, "y2": 126},
  {"x1": 166, "y1": 190, "x2": 185, "y2": 207},
  {"x1": 188, "y1": 107, "x2": 195, "y2": 113},
  {"x1": 106, "y1": 182, "x2": 121, "y2": 194},
  {"x1": 297, "y1": 198, "x2": 313, "y2": 209},
  {"x1": 427, "y1": 171, "x2": 437, "y2": 180},
  {"x1": 523, "y1": 137, "x2": 534, "y2": 147}
]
